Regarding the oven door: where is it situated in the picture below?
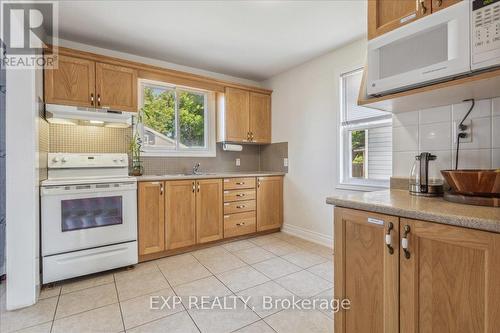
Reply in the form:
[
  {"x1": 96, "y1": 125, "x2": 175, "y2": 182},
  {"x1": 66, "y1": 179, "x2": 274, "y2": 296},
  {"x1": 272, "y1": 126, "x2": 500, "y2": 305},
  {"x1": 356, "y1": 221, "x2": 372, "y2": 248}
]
[
  {"x1": 41, "y1": 181, "x2": 137, "y2": 256},
  {"x1": 367, "y1": 0, "x2": 470, "y2": 96}
]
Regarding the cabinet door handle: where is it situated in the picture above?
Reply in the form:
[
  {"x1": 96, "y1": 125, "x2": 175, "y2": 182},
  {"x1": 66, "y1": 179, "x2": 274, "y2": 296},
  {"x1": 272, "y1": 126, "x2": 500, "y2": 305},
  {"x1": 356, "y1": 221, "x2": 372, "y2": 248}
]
[
  {"x1": 402, "y1": 225, "x2": 411, "y2": 259},
  {"x1": 97, "y1": 94, "x2": 101, "y2": 106},
  {"x1": 197, "y1": 184, "x2": 200, "y2": 192},
  {"x1": 236, "y1": 222, "x2": 246, "y2": 226},
  {"x1": 90, "y1": 93, "x2": 94, "y2": 106},
  {"x1": 236, "y1": 193, "x2": 246, "y2": 197},
  {"x1": 236, "y1": 205, "x2": 246, "y2": 209},
  {"x1": 385, "y1": 222, "x2": 394, "y2": 255},
  {"x1": 236, "y1": 182, "x2": 245, "y2": 185},
  {"x1": 192, "y1": 181, "x2": 195, "y2": 193},
  {"x1": 436, "y1": 0, "x2": 442, "y2": 7},
  {"x1": 420, "y1": 0, "x2": 427, "y2": 14}
]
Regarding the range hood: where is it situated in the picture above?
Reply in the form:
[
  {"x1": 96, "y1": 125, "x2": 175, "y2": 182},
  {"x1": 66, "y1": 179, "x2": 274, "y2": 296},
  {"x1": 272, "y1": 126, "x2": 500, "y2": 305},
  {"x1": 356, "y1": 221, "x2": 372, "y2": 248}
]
[{"x1": 45, "y1": 104, "x2": 132, "y2": 128}]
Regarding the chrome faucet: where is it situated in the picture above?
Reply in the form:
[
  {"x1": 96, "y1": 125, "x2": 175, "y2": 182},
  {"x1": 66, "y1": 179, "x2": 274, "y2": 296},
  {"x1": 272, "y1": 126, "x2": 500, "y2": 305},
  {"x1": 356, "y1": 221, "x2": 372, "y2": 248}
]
[{"x1": 192, "y1": 163, "x2": 201, "y2": 175}]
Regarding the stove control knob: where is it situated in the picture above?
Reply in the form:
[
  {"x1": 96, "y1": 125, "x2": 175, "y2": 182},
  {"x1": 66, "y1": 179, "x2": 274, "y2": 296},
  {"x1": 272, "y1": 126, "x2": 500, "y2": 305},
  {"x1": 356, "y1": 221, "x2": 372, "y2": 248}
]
[
  {"x1": 113, "y1": 158, "x2": 118, "y2": 163},
  {"x1": 61, "y1": 157, "x2": 68, "y2": 163},
  {"x1": 120, "y1": 158, "x2": 125, "y2": 163},
  {"x1": 52, "y1": 157, "x2": 60, "y2": 163}
]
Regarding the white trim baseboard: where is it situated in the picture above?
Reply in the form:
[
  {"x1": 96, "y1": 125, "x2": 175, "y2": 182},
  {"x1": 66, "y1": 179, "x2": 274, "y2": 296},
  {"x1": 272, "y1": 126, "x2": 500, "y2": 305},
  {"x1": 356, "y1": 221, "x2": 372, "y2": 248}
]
[{"x1": 281, "y1": 223, "x2": 333, "y2": 249}]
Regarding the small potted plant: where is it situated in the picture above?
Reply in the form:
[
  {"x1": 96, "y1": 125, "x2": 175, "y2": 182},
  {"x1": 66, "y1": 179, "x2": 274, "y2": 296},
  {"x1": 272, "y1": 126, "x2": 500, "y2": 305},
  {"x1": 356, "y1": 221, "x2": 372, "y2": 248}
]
[{"x1": 129, "y1": 114, "x2": 144, "y2": 176}]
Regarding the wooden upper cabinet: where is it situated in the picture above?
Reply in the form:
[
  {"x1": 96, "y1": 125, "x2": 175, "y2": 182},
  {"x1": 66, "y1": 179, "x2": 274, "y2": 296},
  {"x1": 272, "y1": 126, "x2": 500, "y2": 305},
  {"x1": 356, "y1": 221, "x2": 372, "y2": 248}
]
[
  {"x1": 399, "y1": 218, "x2": 500, "y2": 332},
  {"x1": 165, "y1": 180, "x2": 196, "y2": 250},
  {"x1": 256, "y1": 176, "x2": 283, "y2": 231},
  {"x1": 44, "y1": 55, "x2": 95, "y2": 107},
  {"x1": 223, "y1": 87, "x2": 250, "y2": 142},
  {"x1": 196, "y1": 179, "x2": 223, "y2": 243},
  {"x1": 432, "y1": 0, "x2": 461, "y2": 12},
  {"x1": 368, "y1": 0, "x2": 431, "y2": 40},
  {"x1": 138, "y1": 182, "x2": 165, "y2": 256},
  {"x1": 249, "y1": 92, "x2": 271, "y2": 144},
  {"x1": 95, "y1": 62, "x2": 137, "y2": 112},
  {"x1": 334, "y1": 208, "x2": 399, "y2": 333}
]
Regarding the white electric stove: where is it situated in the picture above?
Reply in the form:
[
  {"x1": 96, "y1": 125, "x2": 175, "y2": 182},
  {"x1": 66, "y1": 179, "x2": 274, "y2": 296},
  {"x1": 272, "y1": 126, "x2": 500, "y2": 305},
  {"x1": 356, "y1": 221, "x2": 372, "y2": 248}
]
[{"x1": 41, "y1": 153, "x2": 138, "y2": 283}]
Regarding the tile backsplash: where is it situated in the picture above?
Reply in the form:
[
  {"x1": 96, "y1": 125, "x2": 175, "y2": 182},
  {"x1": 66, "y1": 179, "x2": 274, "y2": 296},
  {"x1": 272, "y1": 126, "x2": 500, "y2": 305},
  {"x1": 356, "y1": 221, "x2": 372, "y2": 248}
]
[
  {"x1": 48, "y1": 123, "x2": 288, "y2": 174},
  {"x1": 393, "y1": 98, "x2": 500, "y2": 178},
  {"x1": 49, "y1": 124, "x2": 131, "y2": 153}
]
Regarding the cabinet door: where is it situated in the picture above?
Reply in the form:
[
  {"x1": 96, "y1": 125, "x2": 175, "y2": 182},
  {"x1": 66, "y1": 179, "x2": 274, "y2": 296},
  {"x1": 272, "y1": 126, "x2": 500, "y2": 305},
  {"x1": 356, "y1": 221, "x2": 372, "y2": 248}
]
[
  {"x1": 196, "y1": 179, "x2": 223, "y2": 243},
  {"x1": 256, "y1": 176, "x2": 283, "y2": 231},
  {"x1": 368, "y1": 0, "x2": 431, "y2": 40},
  {"x1": 138, "y1": 182, "x2": 165, "y2": 256},
  {"x1": 432, "y1": 0, "x2": 461, "y2": 12},
  {"x1": 44, "y1": 55, "x2": 95, "y2": 107},
  {"x1": 223, "y1": 87, "x2": 250, "y2": 142},
  {"x1": 334, "y1": 208, "x2": 399, "y2": 333},
  {"x1": 95, "y1": 62, "x2": 137, "y2": 112},
  {"x1": 165, "y1": 180, "x2": 196, "y2": 250},
  {"x1": 249, "y1": 92, "x2": 271, "y2": 143},
  {"x1": 399, "y1": 218, "x2": 500, "y2": 333}
]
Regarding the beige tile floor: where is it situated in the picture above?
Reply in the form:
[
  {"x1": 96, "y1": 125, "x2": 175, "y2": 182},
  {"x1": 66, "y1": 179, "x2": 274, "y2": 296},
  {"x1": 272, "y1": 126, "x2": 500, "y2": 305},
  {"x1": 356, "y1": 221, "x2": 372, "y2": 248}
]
[{"x1": 0, "y1": 232, "x2": 334, "y2": 333}]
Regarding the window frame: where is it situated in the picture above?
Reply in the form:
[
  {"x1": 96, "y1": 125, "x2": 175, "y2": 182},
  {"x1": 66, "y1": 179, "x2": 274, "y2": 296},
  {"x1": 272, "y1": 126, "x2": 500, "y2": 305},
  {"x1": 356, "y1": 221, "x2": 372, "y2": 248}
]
[
  {"x1": 137, "y1": 79, "x2": 216, "y2": 157},
  {"x1": 338, "y1": 68, "x2": 392, "y2": 191}
]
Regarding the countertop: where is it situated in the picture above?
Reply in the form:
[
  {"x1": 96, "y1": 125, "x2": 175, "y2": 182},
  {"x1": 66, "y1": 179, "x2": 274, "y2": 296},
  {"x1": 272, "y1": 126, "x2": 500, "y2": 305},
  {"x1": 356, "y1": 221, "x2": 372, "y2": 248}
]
[
  {"x1": 136, "y1": 171, "x2": 286, "y2": 182},
  {"x1": 326, "y1": 189, "x2": 500, "y2": 233}
]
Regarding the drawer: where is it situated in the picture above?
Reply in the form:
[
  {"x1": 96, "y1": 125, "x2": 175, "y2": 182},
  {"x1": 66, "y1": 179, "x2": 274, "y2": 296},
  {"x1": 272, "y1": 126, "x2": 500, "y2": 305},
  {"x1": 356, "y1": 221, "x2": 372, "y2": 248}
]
[
  {"x1": 223, "y1": 177, "x2": 256, "y2": 190},
  {"x1": 224, "y1": 189, "x2": 256, "y2": 202},
  {"x1": 224, "y1": 199, "x2": 255, "y2": 214},
  {"x1": 224, "y1": 211, "x2": 256, "y2": 238}
]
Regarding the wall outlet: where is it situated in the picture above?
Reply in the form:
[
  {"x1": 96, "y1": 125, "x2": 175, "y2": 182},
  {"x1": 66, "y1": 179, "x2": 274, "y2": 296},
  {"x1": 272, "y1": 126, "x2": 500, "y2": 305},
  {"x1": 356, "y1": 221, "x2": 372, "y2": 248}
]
[
  {"x1": 453, "y1": 119, "x2": 472, "y2": 144},
  {"x1": 283, "y1": 158, "x2": 288, "y2": 167},
  {"x1": 235, "y1": 158, "x2": 241, "y2": 166}
]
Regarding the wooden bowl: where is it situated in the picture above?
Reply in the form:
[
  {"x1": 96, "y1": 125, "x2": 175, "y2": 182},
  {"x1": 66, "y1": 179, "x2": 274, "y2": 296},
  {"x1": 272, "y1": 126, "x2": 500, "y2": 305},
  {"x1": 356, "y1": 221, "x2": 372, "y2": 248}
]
[{"x1": 441, "y1": 169, "x2": 500, "y2": 197}]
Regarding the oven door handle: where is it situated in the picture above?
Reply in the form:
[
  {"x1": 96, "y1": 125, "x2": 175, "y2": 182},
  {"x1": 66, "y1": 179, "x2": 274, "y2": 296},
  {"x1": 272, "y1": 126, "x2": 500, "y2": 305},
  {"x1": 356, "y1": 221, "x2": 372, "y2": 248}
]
[{"x1": 41, "y1": 183, "x2": 137, "y2": 196}]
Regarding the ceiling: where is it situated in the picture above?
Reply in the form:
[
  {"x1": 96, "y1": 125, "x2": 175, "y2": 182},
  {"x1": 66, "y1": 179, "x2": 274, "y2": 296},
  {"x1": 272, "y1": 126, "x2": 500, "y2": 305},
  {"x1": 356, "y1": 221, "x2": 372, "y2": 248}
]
[{"x1": 56, "y1": 1, "x2": 367, "y2": 81}]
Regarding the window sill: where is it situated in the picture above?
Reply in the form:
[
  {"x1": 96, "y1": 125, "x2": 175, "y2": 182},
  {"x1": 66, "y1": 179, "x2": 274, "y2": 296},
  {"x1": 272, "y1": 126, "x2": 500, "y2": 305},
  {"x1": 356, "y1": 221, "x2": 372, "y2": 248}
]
[{"x1": 336, "y1": 183, "x2": 389, "y2": 192}]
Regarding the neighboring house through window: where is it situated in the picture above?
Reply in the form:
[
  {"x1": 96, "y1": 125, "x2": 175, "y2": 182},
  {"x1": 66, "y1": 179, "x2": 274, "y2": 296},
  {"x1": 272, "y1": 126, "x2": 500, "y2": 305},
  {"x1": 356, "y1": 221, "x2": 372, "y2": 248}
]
[
  {"x1": 138, "y1": 79, "x2": 216, "y2": 157},
  {"x1": 339, "y1": 68, "x2": 392, "y2": 190}
]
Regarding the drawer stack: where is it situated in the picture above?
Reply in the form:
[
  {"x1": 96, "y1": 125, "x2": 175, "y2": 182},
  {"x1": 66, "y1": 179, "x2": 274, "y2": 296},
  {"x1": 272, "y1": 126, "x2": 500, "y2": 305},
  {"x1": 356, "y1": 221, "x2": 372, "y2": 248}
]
[{"x1": 223, "y1": 177, "x2": 257, "y2": 238}]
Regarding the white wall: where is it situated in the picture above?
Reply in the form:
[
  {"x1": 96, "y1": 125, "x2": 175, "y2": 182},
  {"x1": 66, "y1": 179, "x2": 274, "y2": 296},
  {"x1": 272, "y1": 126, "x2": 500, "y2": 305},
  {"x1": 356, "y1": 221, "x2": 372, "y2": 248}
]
[
  {"x1": 393, "y1": 99, "x2": 500, "y2": 176},
  {"x1": 5, "y1": 66, "x2": 43, "y2": 310},
  {"x1": 263, "y1": 38, "x2": 367, "y2": 247}
]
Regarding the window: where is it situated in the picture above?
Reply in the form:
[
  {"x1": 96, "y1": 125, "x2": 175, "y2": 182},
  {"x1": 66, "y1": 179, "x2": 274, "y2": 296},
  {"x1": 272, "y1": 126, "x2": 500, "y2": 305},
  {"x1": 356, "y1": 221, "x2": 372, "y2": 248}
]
[
  {"x1": 339, "y1": 68, "x2": 392, "y2": 190},
  {"x1": 138, "y1": 80, "x2": 215, "y2": 156}
]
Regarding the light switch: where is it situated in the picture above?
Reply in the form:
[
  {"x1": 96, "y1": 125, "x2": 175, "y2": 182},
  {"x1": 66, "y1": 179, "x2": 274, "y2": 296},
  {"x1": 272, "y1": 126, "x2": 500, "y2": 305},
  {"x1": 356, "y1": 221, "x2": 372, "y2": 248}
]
[
  {"x1": 236, "y1": 158, "x2": 241, "y2": 166},
  {"x1": 283, "y1": 158, "x2": 288, "y2": 167}
]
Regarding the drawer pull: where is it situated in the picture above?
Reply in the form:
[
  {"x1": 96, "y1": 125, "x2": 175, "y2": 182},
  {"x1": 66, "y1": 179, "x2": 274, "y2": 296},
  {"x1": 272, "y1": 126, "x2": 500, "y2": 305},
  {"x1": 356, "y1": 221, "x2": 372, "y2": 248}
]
[
  {"x1": 236, "y1": 194, "x2": 246, "y2": 197},
  {"x1": 236, "y1": 205, "x2": 246, "y2": 209},
  {"x1": 385, "y1": 222, "x2": 394, "y2": 255},
  {"x1": 402, "y1": 225, "x2": 411, "y2": 259},
  {"x1": 236, "y1": 182, "x2": 245, "y2": 185},
  {"x1": 236, "y1": 222, "x2": 246, "y2": 226}
]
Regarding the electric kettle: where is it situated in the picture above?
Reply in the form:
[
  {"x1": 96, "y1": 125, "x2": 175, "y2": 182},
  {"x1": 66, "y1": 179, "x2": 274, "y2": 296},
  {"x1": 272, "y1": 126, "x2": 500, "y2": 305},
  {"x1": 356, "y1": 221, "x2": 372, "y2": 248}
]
[{"x1": 409, "y1": 152, "x2": 444, "y2": 197}]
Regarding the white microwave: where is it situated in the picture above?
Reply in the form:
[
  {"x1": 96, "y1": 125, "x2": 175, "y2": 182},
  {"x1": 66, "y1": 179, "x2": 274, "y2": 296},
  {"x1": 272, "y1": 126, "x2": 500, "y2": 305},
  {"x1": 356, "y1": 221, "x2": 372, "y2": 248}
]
[{"x1": 367, "y1": 0, "x2": 497, "y2": 96}]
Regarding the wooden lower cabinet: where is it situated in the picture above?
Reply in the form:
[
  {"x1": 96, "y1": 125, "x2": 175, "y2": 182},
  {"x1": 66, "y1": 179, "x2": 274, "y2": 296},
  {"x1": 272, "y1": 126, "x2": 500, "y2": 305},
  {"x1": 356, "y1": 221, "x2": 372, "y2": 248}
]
[
  {"x1": 165, "y1": 180, "x2": 196, "y2": 250},
  {"x1": 196, "y1": 179, "x2": 223, "y2": 243},
  {"x1": 334, "y1": 208, "x2": 399, "y2": 333},
  {"x1": 138, "y1": 182, "x2": 165, "y2": 256},
  {"x1": 138, "y1": 176, "x2": 283, "y2": 259},
  {"x1": 399, "y1": 218, "x2": 500, "y2": 333},
  {"x1": 334, "y1": 207, "x2": 500, "y2": 333},
  {"x1": 256, "y1": 176, "x2": 283, "y2": 231}
]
